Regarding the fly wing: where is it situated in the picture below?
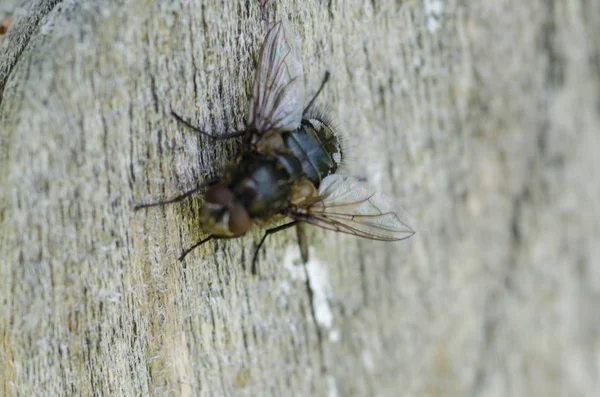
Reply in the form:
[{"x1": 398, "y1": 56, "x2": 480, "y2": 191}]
[
  {"x1": 247, "y1": 22, "x2": 304, "y2": 133},
  {"x1": 292, "y1": 175, "x2": 415, "y2": 241}
]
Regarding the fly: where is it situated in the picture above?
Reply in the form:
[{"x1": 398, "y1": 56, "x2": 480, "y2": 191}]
[{"x1": 135, "y1": 22, "x2": 415, "y2": 273}]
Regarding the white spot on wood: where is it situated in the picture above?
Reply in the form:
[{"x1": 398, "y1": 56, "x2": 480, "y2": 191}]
[
  {"x1": 279, "y1": 280, "x2": 291, "y2": 294},
  {"x1": 284, "y1": 246, "x2": 334, "y2": 329},
  {"x1": 283, "y1": 245, "x2": 307, "y2": 281},
  {"x1": 362, "y1": 349, "x2": 375, "y2": 372},
  {"x1": 425, "y1": 0, "x2": 443, "y2": 33},
  {"x1": 277, "y1": 280, "x2": 291, "y2": 309},
  {"x1": 305, "y1": 250, "x2": 334, "y2": 329},
  {"x1": 327, "y1": 375, "x2": 338, "y2": 397},
  {"x1": 329, "y1": 328, "x2": 340, "y2": 343}
]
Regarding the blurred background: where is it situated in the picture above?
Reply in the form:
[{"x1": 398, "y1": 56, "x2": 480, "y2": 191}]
[{"x1": 1, "y1": 0, "x2": 598, "y2": 395}]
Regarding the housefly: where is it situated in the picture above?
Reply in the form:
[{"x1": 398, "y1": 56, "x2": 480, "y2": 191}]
[{"x1": 136, "y1": 22, "x2": 414, "y2": 273}]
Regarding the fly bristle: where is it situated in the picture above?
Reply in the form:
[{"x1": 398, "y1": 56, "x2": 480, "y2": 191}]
[{"x1": 303, "y1": 104, "x2": 337, "y2": 132}]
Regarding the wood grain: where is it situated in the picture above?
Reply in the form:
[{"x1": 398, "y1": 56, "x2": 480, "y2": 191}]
[{"x1": 1, "y1": 0, "x2": 599, "y2": 395}]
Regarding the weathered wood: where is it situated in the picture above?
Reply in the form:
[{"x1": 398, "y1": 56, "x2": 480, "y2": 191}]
[{"x1": 1, "y1": 0, "x2": 599, "y2": 395}]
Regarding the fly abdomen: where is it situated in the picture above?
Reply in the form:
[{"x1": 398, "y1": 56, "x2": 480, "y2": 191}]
[{"x1": 282, "y1": 118, "x2": 342, "y2": 187}]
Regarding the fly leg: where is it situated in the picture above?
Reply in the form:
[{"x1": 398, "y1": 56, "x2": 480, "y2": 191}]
[
  {"x1": 133, "y1": 179, "x2": 216, "y2": 210},
  {"x1": 180, "y1": 233, "x2": 250, "y2": 261},
  {"x1": 179, "y1": 235, "x2": 215, "y2": 261},
  {"x1": 303, "y1": 71, "x2": 331, "y2": 115},
  {"x1": 288, "y1": 179, "x2": 317, "y2": 264},
  {"x1": 252, "y1": 221, "x2": 300, "y2": 275},
  {"x1": 295, "y1": 222, "x2": 309, "y2": 264},
  {"x1": 170, "y1": 107, "x2": 247, "y2": 141}
]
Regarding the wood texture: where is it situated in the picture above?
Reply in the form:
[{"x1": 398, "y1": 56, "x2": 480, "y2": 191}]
[{"x1": 1, "y1": 0, "x2": 599, "y2": 396}]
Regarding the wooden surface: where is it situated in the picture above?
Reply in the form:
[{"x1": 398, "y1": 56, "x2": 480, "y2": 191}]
[{"x1": 1, "y1": 0, "x2": 599, "y2": 396}]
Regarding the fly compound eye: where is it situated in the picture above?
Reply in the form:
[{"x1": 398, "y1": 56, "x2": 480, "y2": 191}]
[
  {"x1": 205, "y1": 184, "x2": 234, "y2": 205},
  {"x1": 228, "y1": 204, "x2": 251, "y2": 235}
]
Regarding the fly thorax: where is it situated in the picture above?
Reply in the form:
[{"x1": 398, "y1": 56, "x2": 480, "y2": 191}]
[
  {"x1": 227, "y1": 155, "x2": 295, "y2": 219},
  {"x1": 253, "y1": 130, "x2": 286, "y2": 151}
]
